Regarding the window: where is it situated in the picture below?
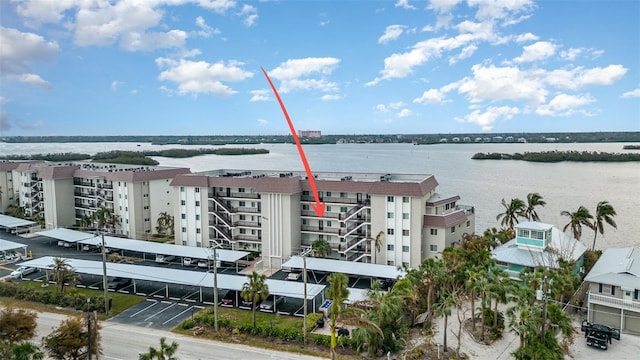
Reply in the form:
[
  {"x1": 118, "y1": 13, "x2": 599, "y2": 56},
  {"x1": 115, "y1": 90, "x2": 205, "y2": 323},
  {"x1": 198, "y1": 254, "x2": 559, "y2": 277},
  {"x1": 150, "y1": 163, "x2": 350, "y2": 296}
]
[
  {"x1": 341, "y1": 207, "x2": 348, "y2": 213},
  {"x1": 239, "y1": 188, "x2": 245, "y2": 193},
  {"x1": 402, "y1": 196, "x2": 409, "y2": 203},
  {"x1": 598, "y1": 283, "x2": 603, "y2": 293},
  {"x1": 466, "y1": 220, "x2": 471, "y2": 227},
  {"x1": 302, "y1": 219, "x2": 308, "y2": 225},
  {"x1": 144, "y1": 218, "x2": 149, "y2": 222},
  {"x1": 302, "y1": 204, "x2": 309, "y2": 210},
  {"x1": 181, "y1": 200, "x2": 186, "y2": 206},
  {"x1": 180, "y1": 187, "x2": 184, "y2": 192},
  {"x1": 239, "y1": 201, "x2": 246, "y2": 207},
  {"x1": 326, "y1": 192, "x2": 331, "y2": 197},
  {"x1": 181, "y1": 227, "x2": 186, "y2": 233},
  {"x1": 340, "y1": 192, "x2": 347, "y2": 198},
  {"x1": 430, "y1": 229, "x2": 438, "y2": 235},
  {"x1": 387, "y1": 196, "x2": 394, "y2": 202},
  {"x1": 195, "y1": 201, "x2": 200, "y2": 207},
  {"x1": 387, "y1": 244, "x2": 394, "y2": 251},
  {"x1": 181, "y1": 214, "x2": 186, "y2": 219},
  {"x1": 196, "y1": 228, "x2": 201, "y2": 234},
  {"x1": 451, "y1": 227, "x2": 455, "y2": 233},
  {"x1": 387, "y1": 228, "x2": 394, "y2": 235},
  {"x1": 195, "y1": 215, "x2": 200, "y2": 220},
  {"x1": 635, "y1": 289, "x2": 639, "y2": 300},
  {"x1": 402, "y1": 246, "x2": 409, "y2": 252},
  {"x1": 611, "y1": 286, "x2": 616, "y2": 296},
  {"x1": 387, "y1": 212, "x2": 394, "y2": 219},
  {"x1": 182, "y1": 241, "x2": 187, "y2": 246},
  {"x1": 403, "y1": 213, "x2": 409, "y2": 219},
  {"x1": 303, "y1": 191, "x2": 309, "y2": 196},
  {"x1": 402, "y1": 229, "x2": 410, "y2": 236},
  {"x1": 195, "y1": 187, "x2": 200, "y2": 193},
  {"x1": 430, "y1": 244, "x2": 438, "y2": 252},
  {"x1": 327, "y1": 221, "x2": 332, "y2": 227},
  {"x1": 326, "y1": 206, "x2": 331, "y2": 212}
]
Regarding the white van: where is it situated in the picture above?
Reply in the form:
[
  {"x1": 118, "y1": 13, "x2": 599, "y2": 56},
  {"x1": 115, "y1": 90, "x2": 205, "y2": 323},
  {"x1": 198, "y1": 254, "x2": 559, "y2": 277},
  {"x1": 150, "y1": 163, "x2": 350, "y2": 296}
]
[{"x1": 155, "y1": 254, "x2": 175, "y2": 263}]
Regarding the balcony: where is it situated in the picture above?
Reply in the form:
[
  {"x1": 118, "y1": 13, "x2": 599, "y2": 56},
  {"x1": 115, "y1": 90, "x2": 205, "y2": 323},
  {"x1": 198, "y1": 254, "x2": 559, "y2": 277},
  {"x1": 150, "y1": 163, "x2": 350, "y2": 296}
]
[
  {"x1": 234, "y1": 220, "x2": 261, "y2": 227},
  {"x1": 301, "y1": 210, "x2": 342, "y2": 219},
  {"x1": 301, "y1": 225, "x2": 345, "y2": 235},
  {"x1": 73, "y1": 180, "x2": 95, "y2": 187},
  {"x1": 588, "y1": 292, "x2": 640, "y2": 312}
]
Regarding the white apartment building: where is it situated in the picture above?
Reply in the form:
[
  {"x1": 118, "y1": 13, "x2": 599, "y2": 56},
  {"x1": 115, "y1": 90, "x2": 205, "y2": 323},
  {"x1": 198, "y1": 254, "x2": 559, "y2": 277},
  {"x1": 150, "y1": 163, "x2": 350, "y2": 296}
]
[
  {"x1": 171, "y1": 170, "x2": 475, "y2": 270},
  {"x1": 0, "y1": 161, "x2": 189, "y2": 239}
]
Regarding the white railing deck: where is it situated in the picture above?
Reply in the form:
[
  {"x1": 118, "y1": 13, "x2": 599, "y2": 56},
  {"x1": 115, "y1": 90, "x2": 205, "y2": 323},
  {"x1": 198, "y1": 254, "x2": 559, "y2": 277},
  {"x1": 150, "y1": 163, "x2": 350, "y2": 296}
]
[{"x1": 588, "y1": 292, "x2": 640, "y2": 312}]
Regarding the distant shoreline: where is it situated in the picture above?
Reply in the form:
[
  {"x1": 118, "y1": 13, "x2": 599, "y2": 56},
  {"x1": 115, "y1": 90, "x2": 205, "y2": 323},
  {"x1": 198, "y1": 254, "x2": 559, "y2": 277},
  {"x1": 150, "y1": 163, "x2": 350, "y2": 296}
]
[{"x1": 471, "y1": 150, "x2": 640, "y2": 162}]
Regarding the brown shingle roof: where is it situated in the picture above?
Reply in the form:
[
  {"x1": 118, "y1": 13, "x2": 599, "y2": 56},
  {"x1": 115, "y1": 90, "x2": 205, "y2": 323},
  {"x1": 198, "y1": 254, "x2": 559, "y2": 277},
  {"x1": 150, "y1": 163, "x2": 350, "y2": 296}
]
[{"x1": 423, "y1": 209, "x2": 468, "y2": 228}]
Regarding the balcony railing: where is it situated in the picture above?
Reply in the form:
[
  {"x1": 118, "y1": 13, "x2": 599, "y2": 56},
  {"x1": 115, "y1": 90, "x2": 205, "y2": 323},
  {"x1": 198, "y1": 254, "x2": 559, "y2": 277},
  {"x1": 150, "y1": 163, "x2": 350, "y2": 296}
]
[
  {"x1": 301, "y1": 225, "x2": 344, "y2": 235},
  {"x1": 234, "y1": 220, "x2": 260, "y2": 227},
  {"x1": 588, "y1": 292, "x2": 640, "y2": 312},
  {"x1": 301, "y1": 210, "x2": 342, "y2": 219}
]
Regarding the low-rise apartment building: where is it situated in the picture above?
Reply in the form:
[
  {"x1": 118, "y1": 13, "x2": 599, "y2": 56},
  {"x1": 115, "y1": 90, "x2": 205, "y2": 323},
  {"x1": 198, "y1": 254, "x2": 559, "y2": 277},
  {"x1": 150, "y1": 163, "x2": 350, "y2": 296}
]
[
  {"x1": 584, "y1": 247, "x2": 640, "y2": 334},
  {"x1": 0, "y1": 161, "x2": 189, "y2": 239},
  {"x1": 170, "y1": 170, "x2": 475, "y2": 270}
]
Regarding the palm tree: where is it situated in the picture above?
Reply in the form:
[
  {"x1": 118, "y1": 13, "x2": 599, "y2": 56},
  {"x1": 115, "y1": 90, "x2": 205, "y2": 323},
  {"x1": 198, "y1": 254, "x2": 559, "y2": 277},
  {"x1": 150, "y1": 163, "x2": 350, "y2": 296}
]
[
  {"x1": 50, "y1": 257, "x2": 78, "y2": 292},
  {"x1": 311, "y1": 238, "x2": 331, "y2": 258},
  {"x1": 524, "y1": 192, "x2": 546, "y2": 221},
  {"x1": 79, "y1": 214, "x2": 93, "y2": 230},
  {"x1": 8, "y1": 342, "x2": 45, "y2": 360},
  {"x1": 591, "y1": 201, "x2": 617, "y2": 250},
  {"x1": 326, "y1": 272, "x2": 382, "y2": 360},
  {"x1": 139, "y1": 337, "x2": 179, "y2": 360},
  {"x1": 561, "y1": 206, "x2": 594, "y2": 240},
  {"x1": 495, "y1": 198, "x2": 525, "y2": 230},
  {"x1": 156, "y1": 212, "x2": 174, "y2": 236},
  {"x1": 241, "y1": 271, "x2": 269, "y2": 328},
  {"x1": 465, "y1": 267, "x2": 483, "y2": 332},
  {"x1": 93, "y1": 206, "x2": 120, "y2": 233},
  {"x1": 434, "y1": 289, "x2": 457, "y2": 353},
  {"x1": 417, "y1": 258, "x2": 447, "y2": 325},
  {"x1": 368, "y1": 230, "x2": 384, "y2": 264}
]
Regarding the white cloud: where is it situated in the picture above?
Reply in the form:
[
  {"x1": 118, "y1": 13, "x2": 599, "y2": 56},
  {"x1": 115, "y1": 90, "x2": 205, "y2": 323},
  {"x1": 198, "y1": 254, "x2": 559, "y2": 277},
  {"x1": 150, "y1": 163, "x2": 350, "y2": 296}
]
[
  {"x1": 239, "y1": 4, "x2": 258, "y2": 27},
  {"x1": 111, "y1": 80, "x2": 124, "y2": 90},
  {"x1": 457, "y1": 64, "x2": 548, "y2": 105},
  {"x1": 414, "y1": 88, "x2": 446, "y2": 104},
  {"x1": 577, "y1": 65, "x2": 627, "y2": 87},
  {"x1": 622, "y1": 88, "x2": 640, "y2": 98},
  {"x1": 378, "y1": 25, "x2": 406, "y2": 44},
  {"x1": 374, "y1": 104, "x2": 388, "y2": 112},
  {"x1": 257, "y1": 118, "x2": 268, "y2": 125},
  {"x1": 456, "y1": 105, "x2": 520, "y2": 131},
  {"x1": 6, "y1": 73, "x2": 52, "y2": 89},
  {"x1": 536, "y1": 93, "x2": 594, "y2": 116},
  {"x1": 389, "y1": 101, "x2": 405, "y2": 110},
  {"x1": 250, "y1": 89, "x2": 270, "y2": 102},
  {"x1": 395, "y1": 0, "x2": 417, "y2": 10},
  {"x1": 428, "y1": 0, "x2": 463, "y2": 13},
  {"x1": 0, "y1": 27, "x2": 59, "y2": 88},
  {"x1": 514, "y1": 41, "x2": 556, "y2": 63},
  {"x1": 514, "y1": 32, "x2": 539, "y2": 42},
  {"x1": 156, "y1": 58, "x2": 253, "y2": 96},
  {"x1": 468, "y1": 0, "x2": 535, "y2": 22},
  {"x1": 449, "y1": 44, "x2": 477, "y2": 64},
  {"x1": 321, "y1": 94, "x2": 341, "y2": 101},
  {"x1": 194, "y1": 16, "x2": 220, "y2": 38},
  {"x1": 397, "y1": 108, "x2": 412, "y2": 118},
  {"x1": 268, "y1": 57, "x2": 340, "y2": 93}
]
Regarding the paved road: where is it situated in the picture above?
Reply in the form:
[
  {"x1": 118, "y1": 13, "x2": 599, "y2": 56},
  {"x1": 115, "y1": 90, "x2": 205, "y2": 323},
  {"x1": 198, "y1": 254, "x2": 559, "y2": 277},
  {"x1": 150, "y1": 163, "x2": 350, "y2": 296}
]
[{"x1": 34, "y1": 310, "x2": 325, "y2": 360}]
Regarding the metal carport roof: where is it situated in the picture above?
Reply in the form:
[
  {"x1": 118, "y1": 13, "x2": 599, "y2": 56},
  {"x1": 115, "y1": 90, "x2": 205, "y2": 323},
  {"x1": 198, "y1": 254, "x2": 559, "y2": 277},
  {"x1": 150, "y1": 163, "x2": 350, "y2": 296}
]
[
  {"x1": 282, "y1": 256, "x2": 406, "y2": 280},
  {"x1": 18, "y1": 256, "x2": 325, "y2": 300},
  {"x1": 0, "y1": 214, "x2": 36, "y2": 230},
  {"x1": 37, "y1": 228, "x2": 249, "y2": 263},
  {"x1": 0, "y1": 239, "x2": 28, "y2": 253}
]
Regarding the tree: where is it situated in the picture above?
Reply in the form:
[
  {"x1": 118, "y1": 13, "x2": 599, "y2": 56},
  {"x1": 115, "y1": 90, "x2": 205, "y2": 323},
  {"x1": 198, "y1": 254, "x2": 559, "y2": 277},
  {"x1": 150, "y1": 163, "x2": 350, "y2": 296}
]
[
  {"x1": 561, "y1": 206, "x2": 594, "y2": 240},
  {"x1": 369, "y1": 230, "x2": 384, "y2": 264},
  {"x1": 496, "y1": 198, "x2": 525, "y2": 230},
  {"x1": 138, "y1": 337, "x2": 179, "y2": 360},
  {"x1": 3, "y1": 342, "x2": 44, "y2": 360},
  {"x1": 434, "y1": 289, "x2": 457, "y2": 352},
  {"x1": 524, "y1": 193, "x2": 546, "y2": 222},
  {"x1": 42, "y1": 315, "x2": 101, "y2": 360},
  {"x1": 591, "y1": 201, "x2": 617, "y2": 250},
  {"x1": 50, "y1": 257, "x2": 78, "y2": 293},
  {"x1": 93, "y1": 206, "x2": 120, "y2": 234},
  {"x1": 155, "y1": 212, "x2": 174, "y2": 236},
  {"x1": 311, "y1": 238, "x2": 331, "y2": 258},
  {"x1": 0, "y1": 308, "x2": 37, "y2": 344},
  {"x1": 79, "y1": 215, "x2": 93, "y2": 230},
  {"x1": 417, "y1": 258, "x2": 447, "y2": 325},
  {"x1": 240, "y1": 271, "x2": 269, "y2": 328}
]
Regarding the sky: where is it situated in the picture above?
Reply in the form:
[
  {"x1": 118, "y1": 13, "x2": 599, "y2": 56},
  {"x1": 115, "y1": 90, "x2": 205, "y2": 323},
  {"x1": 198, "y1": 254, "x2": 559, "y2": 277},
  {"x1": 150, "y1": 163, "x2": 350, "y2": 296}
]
[{"x1": 0, "y1": 0, "x2": 638, "y2": 137}]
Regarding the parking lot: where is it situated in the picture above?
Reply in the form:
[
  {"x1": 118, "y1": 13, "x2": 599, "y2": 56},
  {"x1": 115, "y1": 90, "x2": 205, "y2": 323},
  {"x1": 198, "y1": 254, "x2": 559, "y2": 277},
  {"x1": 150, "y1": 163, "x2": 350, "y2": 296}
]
[{"x1": 110, "y1": 299, "x2": 203, "y2": 329}]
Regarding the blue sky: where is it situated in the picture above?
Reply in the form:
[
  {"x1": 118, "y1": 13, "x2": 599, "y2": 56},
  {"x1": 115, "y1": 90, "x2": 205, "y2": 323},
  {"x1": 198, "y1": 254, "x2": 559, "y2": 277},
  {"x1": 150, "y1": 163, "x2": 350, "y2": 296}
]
[{"x1": 1, "y1": 0, "x2": 638, "y2": 136}]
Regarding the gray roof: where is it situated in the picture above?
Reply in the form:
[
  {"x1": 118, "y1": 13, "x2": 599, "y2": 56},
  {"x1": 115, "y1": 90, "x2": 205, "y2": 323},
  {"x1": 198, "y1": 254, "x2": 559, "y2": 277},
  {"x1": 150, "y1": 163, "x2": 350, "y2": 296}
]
[
  {"x1": 516, "y1": 221, "x2": 553, "y2": 231},
  {"x1": 37, "y1": 228, "x2": 248, "y2": 263},
  {"x1": 584, "y1": 247, "x2": 640, "y2": 290},
  {"x1": 282, "y1": 256, "x2": 406, "y2": 279},
  {"x1": 18, "y1": 256, "x2": 325, "y2": 300},
  {"x1": 0, "y1": 214, "x2": 36, "y2": 229},
  {"x1": 0, "y1": 239, "x2": 28, "y2": 252},
  {"x1": 491, "y1": 225, "x2": 587, "y2": 269}
]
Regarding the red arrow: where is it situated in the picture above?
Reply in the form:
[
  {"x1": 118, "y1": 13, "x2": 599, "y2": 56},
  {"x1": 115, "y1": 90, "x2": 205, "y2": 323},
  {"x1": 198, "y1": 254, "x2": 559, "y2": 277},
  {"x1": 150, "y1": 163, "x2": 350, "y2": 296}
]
[{"x1": 261, "y1": 67, "x2": 326, "y2": 217}]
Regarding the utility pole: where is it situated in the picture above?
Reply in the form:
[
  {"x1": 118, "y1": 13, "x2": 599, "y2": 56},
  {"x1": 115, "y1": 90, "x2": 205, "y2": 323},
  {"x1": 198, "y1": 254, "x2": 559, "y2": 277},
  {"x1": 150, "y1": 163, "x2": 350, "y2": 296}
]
[
  {"x1": 541, "y1": 267, "x2": 549, "y2": 342},
  {"x1": 301, "y1": 247, "x2": 313, "y2": 345},
  {"x1": 87, "y1": 298, "x2": 91, "y2": 360},
  {"x1": 101, "y1": 232, "x2": 109, "y2": 315},
  {"x1": 213, "y1": 245, "x2": 219, "y2": 331}
]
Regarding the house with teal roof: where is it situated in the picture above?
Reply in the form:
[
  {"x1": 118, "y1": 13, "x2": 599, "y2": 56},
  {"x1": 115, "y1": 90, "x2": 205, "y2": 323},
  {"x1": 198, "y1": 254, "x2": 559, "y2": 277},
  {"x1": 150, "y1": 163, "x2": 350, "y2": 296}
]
[{"x1": 491, "y1": 221, "x2": 586, "y2": 280}]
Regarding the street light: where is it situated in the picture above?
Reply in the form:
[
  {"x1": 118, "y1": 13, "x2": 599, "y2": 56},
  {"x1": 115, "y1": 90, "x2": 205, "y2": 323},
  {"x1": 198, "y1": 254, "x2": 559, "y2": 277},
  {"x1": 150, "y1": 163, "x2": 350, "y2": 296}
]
[{"x1": 301, "y1": 247, "x2": 313, "y2": 345}]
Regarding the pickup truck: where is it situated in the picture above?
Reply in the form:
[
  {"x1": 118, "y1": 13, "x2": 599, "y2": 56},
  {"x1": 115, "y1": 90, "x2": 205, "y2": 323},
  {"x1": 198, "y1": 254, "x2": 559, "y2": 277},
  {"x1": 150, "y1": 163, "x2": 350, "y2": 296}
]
[
  {"x1": 581, "y1": 320, "x2": 620, "y2": 350},
  {"x1": 107, "y1": 277, "x2": 132, "y2": 290}
]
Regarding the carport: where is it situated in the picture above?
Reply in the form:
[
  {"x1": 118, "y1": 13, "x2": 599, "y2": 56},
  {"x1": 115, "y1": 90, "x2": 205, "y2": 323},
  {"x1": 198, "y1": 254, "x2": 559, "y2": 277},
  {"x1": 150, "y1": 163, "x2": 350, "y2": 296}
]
[
  {"x1": 282, "y1": 255, "x2": 406, "y2": 285},
  {"x1": 36, "y1": 228, "x2": 99, "y2": 248},
  {"x1": 0, "y1": 214, "x2": 36, "y2": 234},
  {"x1": 0, "y1": 238, "x2": 28, "y2": 262},
  {"x1": 17, "y1": 256, "x2": 326, "y2": 309}
]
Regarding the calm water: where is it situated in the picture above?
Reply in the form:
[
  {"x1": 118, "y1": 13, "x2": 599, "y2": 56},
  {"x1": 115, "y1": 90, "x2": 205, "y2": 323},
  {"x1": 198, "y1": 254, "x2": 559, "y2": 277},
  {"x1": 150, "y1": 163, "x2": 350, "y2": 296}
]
[{"x1": 2, "y1": 141, "x2": 639, "y2": 250}]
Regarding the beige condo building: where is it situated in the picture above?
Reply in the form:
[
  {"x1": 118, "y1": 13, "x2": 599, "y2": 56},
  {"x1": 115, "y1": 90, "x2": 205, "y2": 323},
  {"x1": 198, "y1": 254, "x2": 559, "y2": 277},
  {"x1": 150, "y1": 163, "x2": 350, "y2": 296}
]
[
  {"x1": 0, "y1": 161, "x2": 189, "y2": 239},
  {"x1": 171, "y1": 170, "x2": 475, "y2": 270}
]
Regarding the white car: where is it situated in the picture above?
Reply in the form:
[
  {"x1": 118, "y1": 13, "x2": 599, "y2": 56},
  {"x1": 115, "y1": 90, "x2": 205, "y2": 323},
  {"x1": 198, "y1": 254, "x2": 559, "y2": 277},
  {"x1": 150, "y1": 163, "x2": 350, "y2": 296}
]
[
  {"x1": 183, "y1": 257, "x2": 193, "y2": 266},
  {"x1": 10, "y1": 266, "x2": 38, "y2": 279}
]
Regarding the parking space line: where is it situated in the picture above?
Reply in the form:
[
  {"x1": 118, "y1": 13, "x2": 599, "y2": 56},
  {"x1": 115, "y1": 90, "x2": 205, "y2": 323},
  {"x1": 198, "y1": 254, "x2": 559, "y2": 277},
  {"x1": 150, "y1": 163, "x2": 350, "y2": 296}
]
[
  {"x1": 129, "y1": 300, "x2": 160, "y2": 318},
  {"x1": 162, "y1": 305, "x2": 193, "y2": 325},
  {"x1": 145, "y1": 302, "x2": 177, "y2": 321}
]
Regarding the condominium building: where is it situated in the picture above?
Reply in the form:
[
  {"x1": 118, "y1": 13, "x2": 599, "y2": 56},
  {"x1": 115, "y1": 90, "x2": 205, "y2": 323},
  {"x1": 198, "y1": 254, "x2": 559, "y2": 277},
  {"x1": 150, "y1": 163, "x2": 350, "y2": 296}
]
[
  {"x1": 0, "y1": 161, "x2": 189, "y2": 239},
  {"x1": 171, "y1": 170, "x2": 475, "y2": 270}
]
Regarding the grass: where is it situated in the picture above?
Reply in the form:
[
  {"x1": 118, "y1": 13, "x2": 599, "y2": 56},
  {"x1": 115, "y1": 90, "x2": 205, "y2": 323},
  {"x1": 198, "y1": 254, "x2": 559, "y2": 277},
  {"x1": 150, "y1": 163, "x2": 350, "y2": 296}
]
[{"x1": 7, "y1": 280, "x2": 145, "y2": 320}]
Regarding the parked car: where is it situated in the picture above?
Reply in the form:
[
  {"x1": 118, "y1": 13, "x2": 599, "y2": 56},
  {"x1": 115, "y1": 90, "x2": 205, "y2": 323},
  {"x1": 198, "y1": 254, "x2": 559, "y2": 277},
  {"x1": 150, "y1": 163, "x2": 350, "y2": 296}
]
[
  {"x1": 107, "y1": 277, "x2": 132, "y2": 290},
  {"x1": 586, "y1": 331, "x2": 609, "y2": 350},
  {"x1": 10, "y1": 266, "x2": 38, "y2": 279},
  {"x1": 155, "y1": 254, "x2": 175, "y2": 263},
  {"x1": 183, "y1": 257, "x2": 193, "y2": 266},
  {"x1": 259, "y1": 296, "x2": 285, "y2": 312},
  {"x1": 197, "y1": 259, "x2": 209, "y2": 268},
  {"x1": 286, "y1": 272, "x2": 301, "y2": 281},
  {"x1": 241, "y1": 297, "x2": 262, "y2": 308},
  {"x1": 221, "y1": 291, "x2": 235, "y2": 306}
]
